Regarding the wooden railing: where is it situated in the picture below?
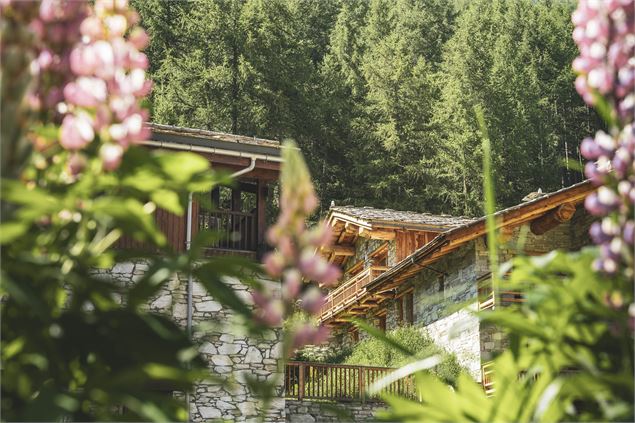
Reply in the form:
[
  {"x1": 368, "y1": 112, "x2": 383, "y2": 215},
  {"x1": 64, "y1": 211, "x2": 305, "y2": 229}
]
[
  {"x1": 319, "y1": 266, "x2": 389, "y2": 320},
  {"x1": 198, "y1": 209, "x2": 257, "y2": 252},
  {"x1": 481, "y1": 361, "x2": 495, "y2": 396},
  {"x1": 479, "y1": 290, "x2": 525, "y2": 310},
  {"x1": 285, "y1": 361, "x2": 415, "y2": 402}
]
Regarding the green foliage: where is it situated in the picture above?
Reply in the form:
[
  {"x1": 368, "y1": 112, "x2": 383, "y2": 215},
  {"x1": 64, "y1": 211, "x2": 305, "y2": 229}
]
[
  {"x1": 345, "y1": 325, "x2": 462, "y2": 387},
  {"x1": 135, "y1": 0, "x2": 601, "y2": 216},
  {"x1": 376, "y1": 250, "x2": 634, "y2": 422},
  {"x1": 1, "y1": 144, "x2": 267, "y2": 420},
  {"x1": 294, "y1": 344, "x2": 353, "y2": 364},
  {"x1": 429, "y1": 0, "x2": 602, "y2": 215}
]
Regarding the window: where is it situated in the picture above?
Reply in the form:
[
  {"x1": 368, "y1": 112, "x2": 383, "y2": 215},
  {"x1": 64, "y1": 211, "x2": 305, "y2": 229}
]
[
  {"x1": 377, "y1": 314, "x2": 387, "y2": 332},
  {"x1": 404, "y1": 292, "x2": 414, "y2": 325},
  {"x1": 350, "y1": 328, "x2": 359, "y2": 343},
  {"x1": 396, "y1": 299, "x2": 404, "y2": 324}
]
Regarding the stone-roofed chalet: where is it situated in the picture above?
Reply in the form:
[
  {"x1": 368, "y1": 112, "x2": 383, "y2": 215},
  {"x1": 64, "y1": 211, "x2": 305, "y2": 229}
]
[{"x1": 319, "y1": 181, "x2": 596, "y2": 387}]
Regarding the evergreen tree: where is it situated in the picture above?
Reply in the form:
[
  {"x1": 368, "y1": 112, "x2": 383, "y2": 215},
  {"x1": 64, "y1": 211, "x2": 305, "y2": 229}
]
[
  {"x1": 133, "y1": 0, "x2": 601, "y2": 217},
  {"x1": 429, "y1": 0, "x2": 601, "y2": 215}
]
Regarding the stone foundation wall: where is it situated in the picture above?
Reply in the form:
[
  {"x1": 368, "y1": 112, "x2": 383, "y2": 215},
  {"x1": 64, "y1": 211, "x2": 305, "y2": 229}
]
[
  {"x1": 285, "y1": 400, "x2": 385, "y2": 422},
  {"x1": 94, "y1": 261, "x2": 285, "y2": 422}
]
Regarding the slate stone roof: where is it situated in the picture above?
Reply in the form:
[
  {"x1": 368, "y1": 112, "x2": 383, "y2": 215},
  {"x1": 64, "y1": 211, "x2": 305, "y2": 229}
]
[
  {"x1": 329, "y1": 206, "x2": 477, "y2": 229},
  {"x1": 147, "y1": 123, "x2": 282, "y2": 157}
]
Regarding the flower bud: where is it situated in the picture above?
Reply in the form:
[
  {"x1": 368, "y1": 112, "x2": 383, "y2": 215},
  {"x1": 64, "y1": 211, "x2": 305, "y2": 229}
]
[
  {"x1": 580, "y1": 137, "x2": 602, "y2": 159},
  {"x1": 263, "y1": 252, "x2": 285, "y2": 277},
  {"x1": 282, "y1": 269, "x2": 302, "y2": 300},
  {"x1": 100, "y1": 143, "x2": 123, "y2": 171},
  {"x1": 60, "y1": 113, "x2": 94, "y2": 150},
  {"x1": 300, "y1": 287, "x2": 326, "y2": 315}
]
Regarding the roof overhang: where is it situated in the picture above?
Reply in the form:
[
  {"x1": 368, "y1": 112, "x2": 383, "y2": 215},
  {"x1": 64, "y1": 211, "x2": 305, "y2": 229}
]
[{"x1": 142, "y1": 123, "x2": 283, "y2": 181}]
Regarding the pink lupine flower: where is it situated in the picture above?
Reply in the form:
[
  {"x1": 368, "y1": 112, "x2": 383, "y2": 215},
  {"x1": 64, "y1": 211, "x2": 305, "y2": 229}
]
[
  {"x1": 257, "y1": 142, "x2": 341, "y2": 352},
  {"x1": 292, "y1": 324, "x2": 329, "y2": 349},
  {"x1": 100, "y1": 143, "x2": 123, "y2": 171},
  {"x1": 64, "y1": 77, "x2": 107, "y2": 107},
  {"x1": 60, "y1": 113, "x2": 94, "y2": 150},
  {"x1": 263, "y1": 252, "x2": 285, "y2": 277},
  {"x1": 300, "y1": 288, "x2": 327, "y2": 315},
  {"x1": 573, "y1": 0, "x2": 634, "y2": 276},
  {"x1": 252, "y1": 291, "x2": 283, "y2": 326},
  {"x1": 129, "y1": 27, "x2": 149, "y2": 50},
  {"x1": 67, "y1": 153, "x2": 87, "y2": 176},
  {"x1": 104, "y1": 14, "x2": 127, "y2": 37},
  {"x1": 79, "y1": 16, "x2": 105, "y2": 39},
  {"x1": 282, "y1": 269, "x2": 302, "y2": 300}
]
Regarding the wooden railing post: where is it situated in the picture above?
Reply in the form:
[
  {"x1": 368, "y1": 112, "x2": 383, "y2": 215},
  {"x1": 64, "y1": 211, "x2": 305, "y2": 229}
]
[
  {"x1": 359, "y1": 368, "x2": 365, "y2": 403},
  {"x1": 298, "y1": 363, "x2": 305, "y2": 400}
]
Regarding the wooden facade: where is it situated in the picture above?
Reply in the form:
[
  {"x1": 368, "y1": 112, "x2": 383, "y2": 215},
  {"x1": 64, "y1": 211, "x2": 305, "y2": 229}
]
[
  {"x1": 116, "y1": 124, "x2": 282, "y2": 257},
  {"x1": 319, "y1": 181, "x2": 595, "y2": 327}
]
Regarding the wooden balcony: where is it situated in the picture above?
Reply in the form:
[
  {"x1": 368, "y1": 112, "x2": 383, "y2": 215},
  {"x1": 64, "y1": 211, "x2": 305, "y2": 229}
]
[
  {"x1": 319, "y1": 266, "x2": 389, "y2": 321},
  {"x1": 198, "y1": 209, "x2": 258, "y2": 255},
  {"x1": 481, "y1": 361, "x2": 495, "y2": 396},
  {"x1": 478, "y1": 290, "x2": 525, "y2": 311},
  {"x1": 284, "y1": 361, "x2": 415, "y2": 402}
]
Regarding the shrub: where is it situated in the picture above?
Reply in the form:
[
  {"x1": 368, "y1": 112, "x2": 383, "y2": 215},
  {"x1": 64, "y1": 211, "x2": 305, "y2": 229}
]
[{"x1": 344, "y1": 325, "x2": 463, "y2": 386}]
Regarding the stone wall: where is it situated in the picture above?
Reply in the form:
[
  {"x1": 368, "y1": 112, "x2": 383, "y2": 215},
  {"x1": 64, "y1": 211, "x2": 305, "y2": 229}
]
[
  {"x1": 94, "y1": 261, "x2": 285, "y2": 422},
  {"x1": 474, "y1": 209, "x2": 593, "y2": 363},
  {"x1": 345, "y1": 238, "x2": 387, "y2": 273},
  {"x1": 285, "y1": 400, "x2": 385, "y2": 422},
  {"x1": 408, "y1": 243, "x2": 481, "y2": 380}
]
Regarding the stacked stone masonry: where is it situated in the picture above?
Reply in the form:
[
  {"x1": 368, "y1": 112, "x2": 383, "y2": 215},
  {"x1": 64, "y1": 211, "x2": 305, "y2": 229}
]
[
  {"x1": 93, "y1": 261, "x2": 285, "y2": 422},
  {"x1": 285, "y1": 400, "x2": 385, "y2": 422}
]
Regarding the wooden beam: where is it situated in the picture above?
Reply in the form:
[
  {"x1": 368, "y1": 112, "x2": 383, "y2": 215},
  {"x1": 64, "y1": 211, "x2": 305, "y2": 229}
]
[
  {"x1": 530, "y1": 202, "x2": 577, "y2": 235},
  {"x1": 256, "y1": 180, "x2": 267, "y2": 251},
  {"x1": 322, "y1": 245, "x2": 355, "y2": 256},
  {"x1": 499, "y1": 225, "x2": 515, "y2": 243},
  {"x1": 231, "y1": 187, "x2": 242, "y2": 211},
  {"x1": 358, "y1": 227, "x2": 396, "y2": 240}
]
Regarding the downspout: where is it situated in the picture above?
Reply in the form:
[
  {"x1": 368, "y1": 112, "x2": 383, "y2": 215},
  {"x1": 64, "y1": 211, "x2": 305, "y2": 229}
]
[
  {"x1": 185, "y1": 192, "x2": 193, "y2": 421},
  {"x1": 231, "y1": 157, "x2": 256, "y2": 178}
]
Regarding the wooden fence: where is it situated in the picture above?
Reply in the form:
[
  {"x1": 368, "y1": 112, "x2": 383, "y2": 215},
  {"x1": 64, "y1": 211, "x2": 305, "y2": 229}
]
[{"x1": 284, "y1": 361, "x2": 415, "y2": 402}]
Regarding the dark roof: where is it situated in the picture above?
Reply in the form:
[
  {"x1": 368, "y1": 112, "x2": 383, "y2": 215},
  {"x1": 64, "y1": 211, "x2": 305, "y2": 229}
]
[
  {"x1": 329, "y1": 205, "x2": 476, "y2": 230},
  {"x1": 148, "y1": 123, "x2": 282, "y2": 158}
]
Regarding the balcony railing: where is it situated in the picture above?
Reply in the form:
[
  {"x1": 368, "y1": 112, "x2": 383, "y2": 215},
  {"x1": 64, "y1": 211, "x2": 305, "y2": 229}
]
[
  {"x1": 478, "y1": 290, "x2": 525, "y2": 311},
  {"x1": 285, "y1": 361, "x2": 415, "y2": 402},
  {"x1": 198, "y1": 209, "x2": 257, "y2": 253},
  {"x1": 481, "y1": 361, "x2": 495, "y2": 396},
  {"x1": 319, "y1": 266, "x2": 389, "y2": 321}
]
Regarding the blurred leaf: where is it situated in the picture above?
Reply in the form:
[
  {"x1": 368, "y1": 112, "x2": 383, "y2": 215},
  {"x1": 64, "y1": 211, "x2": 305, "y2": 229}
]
[{"x1": 0, "y1": 221, "x2": 28, "y2": 244}]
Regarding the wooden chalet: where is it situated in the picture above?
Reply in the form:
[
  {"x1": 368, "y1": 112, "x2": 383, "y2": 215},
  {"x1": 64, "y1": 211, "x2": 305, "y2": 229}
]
[
  {"x1": 314, "y1": 180, "x2": 596, "y2": 385},
  {"x1": 319, "y1": 180, "x2": 595, "y2": 332},
  {"x1": 117, "y1": 123, "x2": 282, "y2": 257}
]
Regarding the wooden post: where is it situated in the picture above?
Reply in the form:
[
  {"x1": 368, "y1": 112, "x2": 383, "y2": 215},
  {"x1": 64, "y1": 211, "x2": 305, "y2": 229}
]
[
  {"x1": 530, "y1": 202, "x2": 577, "y2": 235},
  {"x1": 256, "y1": 179, "x2": 267, "y2": 254},
  {"x1": 231, "y1": 187, "x2": 242, "y2": 212},
  {"x1": 298, "y1": 363, "x2": 305, "y2": 401},
  {"x1": 359, "y1": 368, "x2": 365, "y2": 403},
  {"x1": 211, "y1": 187, "x2": 220, "y2": 209}
]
